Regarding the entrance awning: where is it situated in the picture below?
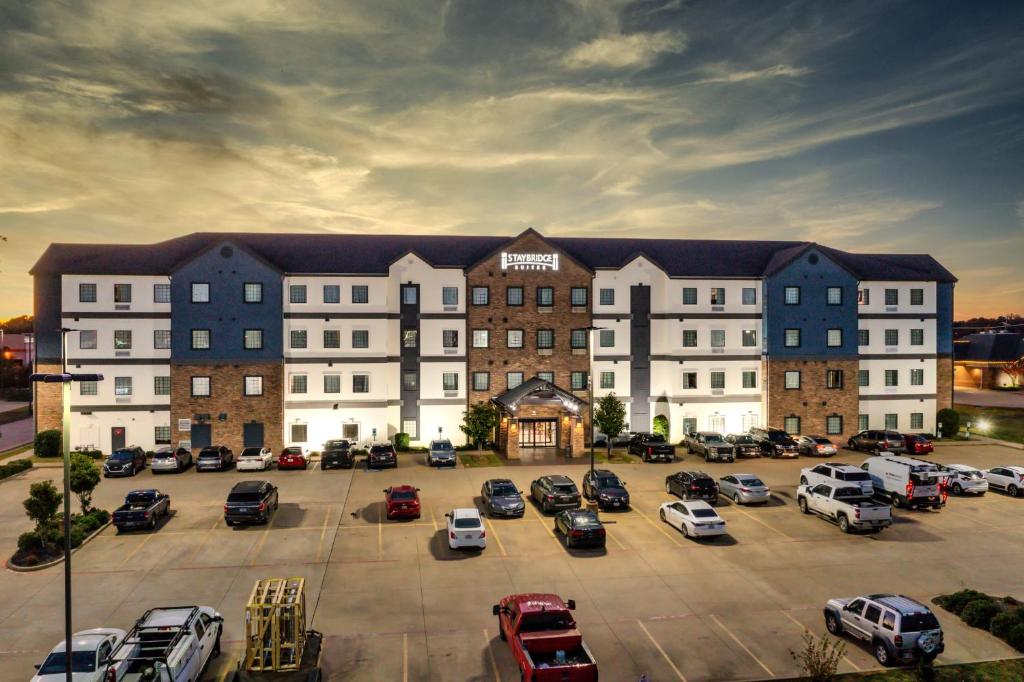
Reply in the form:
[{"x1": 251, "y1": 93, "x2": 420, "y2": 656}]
[{"x1": 490, "y1": 377, "x2": 587, "y2": 416}]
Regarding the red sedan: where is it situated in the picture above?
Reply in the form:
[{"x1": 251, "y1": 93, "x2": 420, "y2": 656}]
[
  {"x1": 384, "y1": 485, "x2": 421, "y2": 520},
  {"x1": 903, "y1": 434, "x2": 934, "y2": 455},
  {"x1": 277, "y1": 446, "x2": 309, "y2": 470}
]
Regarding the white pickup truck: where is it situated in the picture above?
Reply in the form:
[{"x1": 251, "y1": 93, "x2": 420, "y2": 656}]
[
  {"x1": 797, "y1": 483, "x2": 893, "y2": 534},
  {"x1": 102, "y1": 606, "x2": 222, "y2": 682}
]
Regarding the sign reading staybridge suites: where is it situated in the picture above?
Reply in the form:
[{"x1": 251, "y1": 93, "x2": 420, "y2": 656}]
[{"x1": 500, "y1": 252, "x2": 560, "y2": 272}]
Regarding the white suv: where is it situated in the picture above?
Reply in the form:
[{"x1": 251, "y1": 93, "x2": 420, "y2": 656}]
[
  {"x1": 824, "y1": 594, "x2": 943, "y2": 667},
  {"x1": 938, "y1": 464, "x2": 988, "y2": 495},
  {"x1": 800, "y1": 463, "x2": 873, "y2": 496},
  {"x1": 983, "y1": 466, "x2": 1024, "y2": 497}
]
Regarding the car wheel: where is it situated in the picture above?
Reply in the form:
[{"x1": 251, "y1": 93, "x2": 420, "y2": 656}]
[
  {"x1": 874, "y1": 641, "x2": 892, "y2": 667},
  {"x1": 825, "y1": 612, "x2": 843, "y2": 635},
  {"x1": 681, "y1": 524, "x2": 689, "y2": 538},
  {"x1": 733, "y1": 492, "x2": 740, "y2": 504},
  {"x1": 838, "y1": 515, "x2": 850, "y2": 533},
  {"x1": 213, "y1": 634, "x2": 221, "y2": 658},
  {"x1": 891, "y1": 494, "x2": 902, "y2": 509},
  {"x1": 149, "y1": 516, "x2": 157, "y2": 530},
  {"x1": 798, "y1": 497, "x2": 810, "y2": 514},
  {"x1": 659, "y1": 509, "x2": 666, "y2": 522},
  {"x1": 665, "y1": 481, "x2": 672, "y2": 494},
  {"x1": 952, "y1": 483, "x2": 962, "y2": 495}
]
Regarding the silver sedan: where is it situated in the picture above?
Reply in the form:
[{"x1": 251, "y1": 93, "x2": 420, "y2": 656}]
[{"x1": 718, "y1": 474, "x2": 771, "y2": 504}]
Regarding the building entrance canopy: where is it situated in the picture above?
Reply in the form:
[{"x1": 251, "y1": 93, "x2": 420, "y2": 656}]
[
  {"x1": 490, "y1": 377, "x2": 587, "y2": 416},
  {"x1": 491, "y1": 377, "x2": 586, "y2": 459}
]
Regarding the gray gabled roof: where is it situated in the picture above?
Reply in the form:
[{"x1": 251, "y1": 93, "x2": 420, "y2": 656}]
[{"x1": 491, "y1": 377, "x2": 587, "y2": 414}]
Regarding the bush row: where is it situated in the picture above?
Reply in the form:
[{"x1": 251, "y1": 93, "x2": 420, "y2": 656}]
[
  {"x1": 16, "y1": 509, "x2": 111, "y2": 555},
  {"x1": 0, "y1": 458, "x2": 32, "y2": 480},
  {"x1": 934, "y1": 589, "x2": 1024, "y2": 652}
]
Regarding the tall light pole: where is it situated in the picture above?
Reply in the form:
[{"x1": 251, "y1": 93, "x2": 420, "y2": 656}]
[{"x1": 583, "y1": 326, "x2": 606, "y2": 476}]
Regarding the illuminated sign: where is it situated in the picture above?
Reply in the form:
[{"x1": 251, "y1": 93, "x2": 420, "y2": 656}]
[{"x1": 500, "y1": 252, "x2": 560, "y2": 271}]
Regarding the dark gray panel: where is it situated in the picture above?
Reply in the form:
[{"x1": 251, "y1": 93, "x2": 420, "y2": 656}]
[
  {"x1": 34, "y1": 274, "x2": 63, "y2": 362},
  {"x1": 400, "y1": 283, "x2": 420, "y2": 432},
  {"x1": 630, "y1": 285, "x2": 651, "y2": 431}
]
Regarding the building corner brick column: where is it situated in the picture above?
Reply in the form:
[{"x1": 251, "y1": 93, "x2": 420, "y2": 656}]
[
  {"x1": 936, "y1": 357, "x2": 953, "y2": 412},
  {"x1": 33, "y1": 362, "x2": 63, "y2": 436}
]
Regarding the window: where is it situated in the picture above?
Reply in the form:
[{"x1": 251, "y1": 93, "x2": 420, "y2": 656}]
[
  {"x1": 537, "y1": 329, "x2": 554, "y2": 349},
  {"x1": 570, "y1": 329, "x2": 587, "y2": 349},
  {"x1": 79, "y1": 283, "x2": 97, "y2": 303},
  {"x1": 910, "y1": 288, "x2": 924, "y2": 305},
  {"x1": 571, "y1": 287, "x2": 588, "y2": 307},
  {"x1": 471, "y1": 287, "x2": 489, "y2": 305},
  {"x1": 710, "y1": 371, "x2": 725, "y2": 389},
  {"x1": 80, "y1": 380, "x2": 98, "y2": 396},
  {"x1": 784, "y1": 371, "x2": 801, "y2": 389},
  {"x1": 911, "y1": 368, "x2": 924, "y2": 386},
  {"x1": 472, "y1": 372, "x2": 489, "y2": 391},
  {"x1": 322, "y1": 284, "x2": 340, "y2": 304},
  {"x1": 507, "y1": 330, "x2": 523, "y2": 348},
  {"x1": 538, "y1": 371, "x2": 554, "y2": 383},
  {"x1": 153, "y1": 283, "x2": 171, "y2": 303},
  {"x1": 826, "y1": 415, "x2": 843, "y2": 435},
  {"x1": 244, "y1": 329, "x2": 263, "y2": 350},
  {"x1": 114, "y1": 330, "x2": 132, "y2": 350},
  {"x1": 323, "y1": 374, "x2": 340, "y2": 394},
  {"x1": 79, "y1": 330, "x2": 97, "y2": 349},
  {"x1": 826, "y1": 369, "x2": 844, "y2": 389},
  {"x1": 911, "y1": 412, "x2": 924, "y2": 429},
  {"x1": 858, "y1": 329, "x2": 869, "y2": 346},
  {"x1": 682, "y1": 287, "x2": 697, "y2": 305},
  {"x1": 885, "y1": 288, "x2": 898, "y2": 306},
  {"x1": 599, "y1": 329, "x2": 615, "y2": 347},
  {"x1": 910, "y1": 329, "x2": 924, "y2": 346},
  {"x1": 443, "y1": 372, "x2": 459, "y2": 391},
  {"x1": 507, "y1": 372, "x2": 524, "y2": 389},
  {"x1": 570, "y1": 371, "x2": 588, "y2": 391},
  {"x1": 289, "y1": 285, "x2": 307, "y2": 304},
  {"x1": 506, "y1": 286, "x2": 523, "y2": 306},
  {"x1": 323, "y1": 329, "x2": 340, "y2": 348},
  {"x1": 859, "y1": 414, "x2": 869, "y2": 431},
  {"x1": 403, "y1": 371, "x2": 418, "y2": 391},
  {"x1": 244, "y1": 376, "x2": 264, "y2": 396},
  {"x1": 826, "y1": 287, "x2": 843, "y2": 305},
  {"x1": 884, "y1": 329, "x2": 898, "y2": 346},
  {"x1": 784, "y1": 286, "x2": 800, "y2": 305},
  {"x1": 742, "y1": 329, "x2": 757, "y2": 347},
  {"x1": 402, "y1": 420, "x2": 418, "y2": 439},
  {"x1": 291, "y1": 424, "x2": 308, "y2": 443},
  {"x1": 742, "y1": 287, "x2": 757, "y2": 305},
  {"x1": 858, "y1": 288, "x2": 870, "y2": 305},
  {"x1": 858, "y1": 369, "x2": 869, "y2": 387},
  {"x1": 114, "y1": 283, "x2": 132, "y2": 303},
  {"x1": 599, "y1": 288, "x2": 615, "y2": 306},
  {"x1": 154, "y1": 376, "x2": 171, "y2": 396},
  {"x1": 710, "y1": 329, "x2": 725, "y2": 348},
  {"x1": 352, "y1": 374, "x2": 370, "y2": 393},
  {"x1": 784, "y1": 416, "x2": 801, "y2": 434},
  {"x1": 885, "y1": 413, "x2": 898, "y2": 430},
  {"x1": 600, "y1": 372, "x2": 615, "y2": 389},
  {"x1": 682, "y1": 372, "x2": 697, "y2": 389},
  {"x1": 710, "y1": 288, "x2": 725, "y2": 305},
  {"x1": 442, "y1": 287, "x2": 458, "y2": 306},
  {"x1": 784, "y1": 328, "x2": 801, "y2": 347},
  {"x1": 154, "y1": 426, "x2": 171, "y2": 445},
  {"x1": 826, "y1": 328, "x2": 842, "y2": 347},
  {"x1": 290, "y1": 329, "x2": 307, "y2": 349},
  {"x1": 352, "y1": 329, "x2": 369, "y2": 349},
  {"x1": 189, "y1": 282, "x2": 210, "y2": 304},
  {"x1": 442, "y1": 329, "x2": 459, "y2": 349},
  {"x1": 402, "y1": 286, "x2": 418, "y2": 305},
  {"x1": 403, "y1": 329, "x2": 418, "y2": 348},
  {"x1": 682, "y1": 329, "x2": 697, "y2": 347},
  {"x1": 351, "y1": 285, "x2": 369, "y2": 304},
  {"x1": 472, "y1": 329, "x2": 489, "y2": 348},
  {"x1": 290, "y1": 374, "x2": 307, "y2": 394},
  {"x1": 537, "y1": 287, "x2": 554, "y2": 307},
  {"x1": 191, "y1": 376, "x2": 210, "y2": 397},
  {"x1": 885, "y1": 369, "x2": 899, "y2": 387},
  {"x1": 742, "y1": 371, "x2": 757, "y2": 389}
]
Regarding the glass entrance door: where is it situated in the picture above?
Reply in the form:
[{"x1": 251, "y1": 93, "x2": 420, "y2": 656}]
[{"x1": 519, "y1": 419, "x2": 558, "y2": 448}]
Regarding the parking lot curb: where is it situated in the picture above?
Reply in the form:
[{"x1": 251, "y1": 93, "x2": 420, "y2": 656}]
[{"x1": 5, "y1": 520, "x2": 112, "y2": 573}]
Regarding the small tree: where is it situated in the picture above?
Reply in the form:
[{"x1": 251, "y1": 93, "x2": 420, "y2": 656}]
[
  {"x1": 34, "y1": 429, "x2": 61, "y2": 457},
  {"x1": 24, "y1": 480, "x2": 63, "y2": 540},
  {"x1": 1004, "y1": 357, "x2": 1024, "y2": 388},
  {"x1": 789, "y1": 631, "x2": 846, "y2": 682},
  {"x1": 69, "y1": 453, "x2": 101, "y2": 514},
  {"x1": 936, "y1": 408, "x2": 960, "y2": 438},
  {"x1": 461, "y1": 402, "x2": 499, "y2": 449},
  {"x1": 593, "y1": 394, "x2": 627, "y2": 453},
  {"x1": 652, "y1": 415, "x2": 670, "y2": 441}
]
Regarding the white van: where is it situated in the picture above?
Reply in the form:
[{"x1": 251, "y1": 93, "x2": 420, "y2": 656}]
[
  {"x1": 861, "y1": 456, "x2": 947, "y2": 510},
  {"x1": 103, "y1": 606, "x2": 222, "y2": 682}
]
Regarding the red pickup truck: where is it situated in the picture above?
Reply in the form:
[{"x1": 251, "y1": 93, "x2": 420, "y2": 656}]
[{"x1": 492, "y1": 593, "x2": 598, "y2": 682}]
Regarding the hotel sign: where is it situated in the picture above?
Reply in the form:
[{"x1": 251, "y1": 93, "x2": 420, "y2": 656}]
[{"x1": 500, "y1": 252, "x2": 560, "y2": 272}]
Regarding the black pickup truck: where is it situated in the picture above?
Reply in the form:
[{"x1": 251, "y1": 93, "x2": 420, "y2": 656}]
[
  {"x1": 112, "y1": 489, "x2": 171, "y2": 532},
  {"x1": 627, "y1": 433, "x2": 676, "y2": 462}
]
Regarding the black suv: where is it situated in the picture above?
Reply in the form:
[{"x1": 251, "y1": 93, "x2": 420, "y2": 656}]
[
  {"x1": 848, "y1": 430, "x2": 906, "y2": 454},
  {"x1": 665, "y1": 470, "x2": 719, "y2": 503},
  {"x1": 530, "y1": 475, "x2": 582, "y2": 513},
  {"x1": 685, "y1": 432, "x2": 735, "y2": 462},
  {"x1": 749, "y1": 427, "x2": 799, "y2": 458},
  {"x1": 196, "y1": 445, "x2": 234, "y2": 471},
  {"x1": 368, "y1": 443, "x2": 398, "y2": 469},
  {"x1": 322, "y1": 441, "x2": 355, "y2": 469},
  {"x1": 224, "y1": 480, "x2": 278, "y2": 526},
  {"x1": 726, "y1": 434, "x2": 761, "y2": 458},
  {"x1": 102, "y1": 447, "x2": 147, "y2": 477},
  {"x1": 582, "y1": 469, "x2": 630, "y2": 510},
  {"x1": 627, "y1": 433, "x2": 676, "y2": 462}
]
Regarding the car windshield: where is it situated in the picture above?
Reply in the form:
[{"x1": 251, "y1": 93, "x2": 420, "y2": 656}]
[
  {"x1": 199, "y1": 449, "x2": 220, "y2": 457},
  {"x1": 732, "y1": 436, "x2": 754, "y2": 443},
  {"x1": 738, "y1": 478, "x2": 765, "y2": 487},
  {"x1": 125, "y1": 492, "x2": 155, "y2": 505},
  {"x1": 391, "y1": 490, "x2": 416, "y2": 500},
  {"x1": 692, "y1": 508, "x2": 718, "y2": 518},
  {"x1": 38, "y1": 651, "x2": 97, "y2": 675},
  {"x1": 371, "y1": 446, "x2": 392, "y2": 454},
  {"x1": 900, "y1": 612, "x2": 940, "y2": 632},
  {"x1": 814, "y1": 438, "x2": 832, "y2": 444},
  {"x1": 767, "y1": 431, "x2": 792, "y2": 442},
  {"x1": 645, "y1": 434, "x2": 666, "y2": 443},
  {"x1": 552, "y1": 483, "x2": 577, "y2": 494},
  {"x1": 325, "y1": 440, "x2": 349, "y2": 448},
  {"x1": 109, "y1": 450, "x2": 134, "y2": 460},
  {"x1": 153, "y1": 450, "x2": 174, "y2": 458},
  {"x1": 520, "y1": 612, "x2": 574, "y2": 632},
  {"x1": 453, "y1": 517, "x2": 481, "y2": 529},
  {"x1": 240, "y1": 448, "x2": 264, "y2": 457},
  {"x1": 596, "y1": 476, "x2": 623, "y2": 489},
  {"x1": 227, "y1": 491, "x2": 264, "y2": 503},
  {"x1": 282, "y1": 448, "x2": 303, "y2": 455},
  {"x1": 571, "y1": 513, "x2": 600, "y2": 526},
  {"x1": 491, "y1": 484, "x2": 519, "y2": 496},
  {"x1": 432, "y1": 441, "x2": 454, "y2": 450},
  {"x1": 838, "y1": 471, "x2": 871, "y2": 482},
  {"x1": 705, "y1": 434, "x2": 725, "y2": 442}
]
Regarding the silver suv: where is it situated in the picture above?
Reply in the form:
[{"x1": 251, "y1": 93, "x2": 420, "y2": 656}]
[
  {"x1": 824, "y1": 594, "x2": 943, "y2": 667},
  {"x1": 427, "y1": 439, "x2": 456, "y2": 467}
]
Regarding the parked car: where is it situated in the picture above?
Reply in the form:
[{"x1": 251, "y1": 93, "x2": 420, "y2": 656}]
[
  {"x1": 903, "y1": 434, "x2": 934, "y2": 456},
  {"x1": 384, "y1": 485, "x2": 421, "y2": 519},
  {"x1": 800, "y1": 463, "x2": 874, "y2": 496},
  {"x1": 224, "y1": 480, "x2": 278, "y2": 526},
  {"x1": 195, "y1": 445, "x2": 234, "y2": 472},
  {"x1": 685, "y1": 432, "x2": 735, "y2": 462},
  {"x1": 427, "y1": 439, "x2": 457, "y2": 467},
  {"x1": 32, "y1": 628, "x2": 126, "y2": 682},
  {"x1": 150, "y1": 446, "x2": 192, "y2": 474},
  {"x1": 935, "y1": 463, "x2": 988, "y2": 496},
  {"x1": 555, "y1": 509, "x2": 606, "y2": 549},
  {"x1": 983, "y1": 466, "x2": 1024, "y2": 497},
  {"x1": 103, "y1": 447, "x2": 146, "y2": 478},
  {"x1": 237, "y1": 447, "x2": 274, "y2": 471},
  {"x1": 796, "y1": 435, "x2": 838, "y2": 457},
  {"x1": 627, "y1": 433, "x2": 676, "y2": 462},
  {"x1": 581, "y1": 469, "x2": 630, "y2": 510},
  {"x1": 797, "y1": 483, "x2": 892, "y2": 534},
  {"x1": 725, "y1": 433, "x2": 761, "y2": 458},
  {"x1": 718, "y1": 474, "x2": 771, "y2": 504},
  {"x1": 323, "y1": 438, "x2": 350, "y2": 451},
  {"x1": 847, "y1": 430, "x2": 906, "y2": 454},
  {"x1": 492, "y1": 594, "x2": 598, "y2": 682},
  {"x1": 665, "y1": 470, "x2": 719, "y2": 503},
  {"x1": 102, "y1": 606, "x2": 222, "y2": 682},
  {"x1": 659, "y1": 499, "x2": 727, "y2": 539},
  {"x1": 824, "y1": 594, "x2": 943, "y2": 666},
  {"x1": 749, "y1": 426, "x2": 799, "y2": 458},
  {"x1": 530, "y1": 475, "x2": 582, "y2": 513},
  {"x1": 446, "y1": 508, "x2": 486, "y2": 550},
  {"x1": 368, "y1": 443, "x2": 398, "y2": 469},
  {"x1": 277, "y1": 446, "x2": 309, "y2": 470},
  {"x1": 322, "y1": 445, "x2": 355, "y2": 470},
  {"x1": 481, "y1": 478, "x2": 526, "y2": 517},
  {"x1": 112, "y1": 489, "x2": 171, "y2": 532},
  {"x1": 862, "y1": 455, "x2": 947, "y2": 509}
]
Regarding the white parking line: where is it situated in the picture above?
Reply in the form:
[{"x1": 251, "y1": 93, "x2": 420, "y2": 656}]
[
  {"x1": 633, "y1": 507, "x2": 683, "y2": 547},
  {"x1": 483, "y1": 629, "x2": 502, "y2": 682},
  {"x1": 781, "y1": 611, "x2": 860, "y2": 671},
  {"x1": 727, "y1": 505, "x2": 792, "y2": 539},
  {"x1": 709, "y1": 614, "x2": 775, "y2": 678},
  {"x1": 484, "y1": 517, "x2": 508, "y2": 556},
  {"x1": 637, "y1": 619, "x2": 687, "y2": 682},
  {"x1": 402, "y1": 632, "x2": 409, "y2": 682}
]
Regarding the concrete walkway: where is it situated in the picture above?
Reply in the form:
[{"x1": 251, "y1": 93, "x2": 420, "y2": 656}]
[{"x1": 956, "y1": 387, "x2": 1024, "y2": 408}]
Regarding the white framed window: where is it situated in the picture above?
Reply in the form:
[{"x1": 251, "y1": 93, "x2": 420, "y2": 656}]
[
  {"x1": 352, "y1": 374, "x2": 370, "y2": 393},
  {"x1": 600, "y1": 371, "x2": 615, "y2": 389},
  {"x1": 351, "y1": 285, "x2": 369, "y2": 303},
  {"x1": 80, "y1": 380, "x2": 98, "y2": 396},
  {"x1": 79, "y1": 330, "x2": 97, "y2": 349},
  {"x1": 784, "y1": 370, "x2": 800, "y2": 389},
  {"x1": 244, "y1": 375, "x2": 263, "y2": 396},
  {"x1": 784, "y1": 416, "x2": 801, "y2": 434},
  {"x1": 153, "y1": 330, "x2": 171, "y2": 349},
  {"x1": 191, "y1": 376, "x2": 210, "y2": 397},
  {"x1": 191, "y1": 282, "x2": 210, "y2": 303},
  {"x1": 114, "y1": 330, "x2": 132, "y2": 350},
  {"x1": 742, "y1": 370, "x2": 757, "y2": 388},
  {"x1": 599, "y1": 329, "x2": 615, "y2": 347},
  {"x1": 290, "y1": 374, "x2": 308, "y2": 394},
  {"x1": 402, "y1": 420, "x2": 418, "y2": 439},
  {"x1": 826, "y1": 287, "x2": 843, "y2": 305},
  {"x1": 442, "y1": 329, "x2": 458, "y2": 348},
  {"x1": 826, "y1": 415, "x2": 843, "y2": 435},
  {"x1": 784, "y1": 328, "x2": 801, "y2": 347},
  {"x1": 910, "y1": 368, "x2": 924, "y2": 386},
  {"x1": 79, "y1": 283, "x2": 97, "y2": 303},
  {"x1": 742, "y1": 329, "x2": 757, "y2": 347},
  {"x1": 323, "y1": 374, "x2": 341, "y2": 394},
  {"x1": 191, "y1": 329, "x2": 211, "y2": 350},
  {"x1": 243, "y1": 329, "x2": 263, "y2": 350},
  {"x1": 443, "y1": 372, "x2": 458, "y2": 391},
  {"x1": 352, "y1": 329, "x2": 369, "y2": 348},
  {"x1": 442, "y1": 287, "x2": 458, "y2": 306},
  {"x1": 322, "y1": 284, "x2": 340, "y2": 304},
  {"x1": 291, "y1": 423, "x2": 308, "y2": 443},
  {"x1": 289, "y1": 285, "x2": 307, "y2": 304},
  {"x1": 153, "y1": 283, "x2": 171, "y2": 303},
  {"x1": 154, "y1": 376, "x2": 171, "y2": 396},
  {"x1": 244, "y1": 282, "x2": 263, "y2": 304},
  {"x1": 472, "y1": 372, "x2": 489, "y2": 391},
  {"x1": 323, "y1": 329, "x2": 341, "y2": 349},
  {"x1": 826, "y1": 328, "x2": 842, "y2": 347},
  {"x1": 507, "y1": 330, "x2": 523, "y2": 348},
  {"x1": 290, "y1": 329, "x2": 307, "y2": 349},
  {"x1": 784, "y1": 286, "x2": 800, "y2": 305},
  {"x1": 710, "y1": 330, "x2": 725, "y2": 348},
  {"x1": 472, "y1": 330, "x2": 489, "y2": 348}
]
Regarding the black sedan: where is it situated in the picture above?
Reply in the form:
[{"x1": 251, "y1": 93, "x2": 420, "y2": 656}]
[
  {"x1": 224, "y1": 480, "x2": 278, "y2": 526},
  {"x1": 554, "y1": 509, "x2": 606, "y2": 548},
  {"x1": 368, "y1": 443, "x2": 398, "y2": 469},
  {"x1": 481, "y1": 478, "x2": 526, "y2": 517},
  {"x1": 322, "y1": 446, "x2": 355, "y2": 470},
  {"x1": 665, "y1": 470, "x2": 719, "y2": 504},
  {"x1": 103, "y1": 447, "x2": 147, "y2": 477},
  {"x1": 582, "y1": 469, "x2": 630, "y2": 510}
]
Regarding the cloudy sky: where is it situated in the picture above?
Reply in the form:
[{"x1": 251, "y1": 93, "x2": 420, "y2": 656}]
[{"x1": 1, "y1": 0, "x2": 1022, "y2": 318}]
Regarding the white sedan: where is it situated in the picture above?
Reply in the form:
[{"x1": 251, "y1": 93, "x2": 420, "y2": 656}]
[
  {"x1": 237, "y1": 447, "x2": 274, "y2": 471},
  {"x1": 446, "y1": 508, "x2": 486, "y2": 550},
  {"x1": 659, "y1": 500, "x2": 727, "y2": 539},
  {"x1": 32, "y1": 628, "x2": 126, "y2": 682},
  {"x1": 983, "y1": 466, "x2": 1024, "y2": 497}
]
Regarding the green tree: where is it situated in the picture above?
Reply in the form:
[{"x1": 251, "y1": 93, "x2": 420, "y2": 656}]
[
  {"x1": 593, "y1": 394, "x2": 627, "y2": 453},
  {"x1": 936, "y1": 408, "x2": 960, "y2": 438},
  {"x1": 460, "y1": 402, "x2": 499, "y2": 449},
  {"x1": 23, "y1": 480, "x2": 62, "y2": 539},
  {"x1": 69, "y1": 453, "x2": 101, "y2": 514},
  {"x1": 652, "y1": 414, "x2": 670, "y2": 441}
]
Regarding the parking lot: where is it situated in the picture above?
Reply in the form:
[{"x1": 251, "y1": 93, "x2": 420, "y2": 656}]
[{"x1": 1, "y1": 442, "x2": 1023, "y2": 681}]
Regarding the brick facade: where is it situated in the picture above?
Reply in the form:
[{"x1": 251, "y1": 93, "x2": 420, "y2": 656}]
[
  {"x1": 33, "y1": 362, "x2": 63, "y2": 435},
  {"x1": 936, "y1": 356, "x2": 953, "y2": 411},
  {"x1": 763, "y1": 358, "x2": 860, "y2": 441}
]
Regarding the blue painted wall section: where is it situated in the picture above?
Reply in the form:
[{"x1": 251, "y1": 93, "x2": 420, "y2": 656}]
[
  {"x1": 936, "y1": 282, "x2": 954, "y2": 355},
  {"x1": 33, "y1": 273, "x2": 63, "y2": 362}
]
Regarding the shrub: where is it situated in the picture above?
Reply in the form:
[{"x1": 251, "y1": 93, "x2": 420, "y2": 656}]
[
  {"x1": 68, "y1": 525, "x2": 85, "y2": 549},
  {"x1": 24, "y1": 480, "x2": 63, "y2": 535},
  {"x1": 961, "y1": 598, "x2": 1001, "y2": 629},
  {"x1": 394, "y1": 432, "x2": 411, "y2": 451},
  {"x1": 89, "y1": 509, "x2": 110, "y2": 524},
  {"x1": 1005, "y1": 622, "x2": 1024, "y2": 652},
  {"x1": 938, "y1": 589, "x2": 989, "y2": 615},
  {"x1": 0, "y1": 459, "x2": 33, "y2": 480},
  {"x1": 34, "y1": 429, "x2": 61, "y2": 457},
  {"x1": 936, "y1": 409, "x2": 960, "y2": 438},
  {"x1": 17, "y1": 531, "x2": 45, "y2": 552},
  {"x1": 990, "y1": 610, "x2": 1024, "y2": 640},
  {"x1": 789, "y1": 632, "x2": 845, "y2": 682},
  {"x1": 75, "y1": 514, "x2": 101, "y2": 533}
]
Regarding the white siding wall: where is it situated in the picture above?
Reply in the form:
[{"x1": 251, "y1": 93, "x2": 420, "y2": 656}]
[
  {"x1": 858, "y1": 281, "x2": 936, "y2": 314},
  {"x1": 859, "y1": 399, "x2": 935, "y2": 434},
  {"x1": 62, "y1": 275, "x2": 171, "y2": 313},
  {"x1": 69, "y1": 411, "x2": 171, "y2": 453}
]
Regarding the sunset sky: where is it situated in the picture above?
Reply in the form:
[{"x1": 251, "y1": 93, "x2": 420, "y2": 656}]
[{"x1": 1, "y1": 0, "x2": 1022, "y2": 319}]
